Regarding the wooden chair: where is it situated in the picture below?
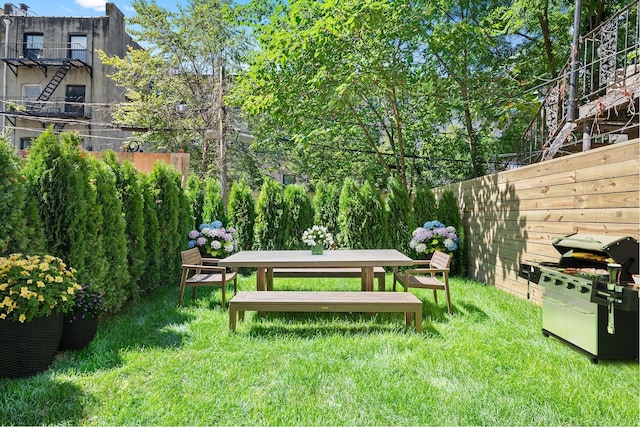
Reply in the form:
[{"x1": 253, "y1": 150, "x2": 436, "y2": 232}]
[
  {"x1": 393, "y1": 250, "x2": 452, "y2": 314},
  {"x1": 179, "y1": 248, "x2": 237, "y2": 309}
]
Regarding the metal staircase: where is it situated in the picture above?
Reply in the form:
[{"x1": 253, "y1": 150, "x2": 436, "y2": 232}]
[
  {"x1": 27, "y1": 61, "x2": 73, "y2": 114},
  {"x1": 509, "y1": 1, "x2": 639, "y2": 167}
]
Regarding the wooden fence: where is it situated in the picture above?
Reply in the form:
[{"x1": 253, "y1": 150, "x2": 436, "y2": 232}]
[{"x1": 433, "y1": 138, "x2": 639, "y2": 304}]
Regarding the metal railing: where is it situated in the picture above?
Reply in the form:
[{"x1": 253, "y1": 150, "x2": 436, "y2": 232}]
[
  {"x1": 509, "y1": 1, "x2": 639, "y2": 167},
  {"x1": 1, "y1": 42, "x2": 90, "y2": 65},
  {"x1": 2, "y1": 96, "x2": 91, "y2": 118}
]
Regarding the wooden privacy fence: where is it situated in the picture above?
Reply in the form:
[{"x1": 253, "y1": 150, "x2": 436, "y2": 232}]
[{"x1": 433, "y1": 138, "x2": 639, "y2": 304}]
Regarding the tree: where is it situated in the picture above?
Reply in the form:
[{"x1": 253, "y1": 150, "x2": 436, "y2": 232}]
[
  {"x1": 202, "y1": 177, "x2": 227, "y2": 224},
  {"x1": 99, "y1": 0, "x2": 252, "y2": 201},
  {"x1": 254, "y1": 178, "x2": 284, "y2": 250},
  {"x1": 282, "y1": 184, "x2": 314, "y2": 249},
  {"x1": 232, "y1": 0, "x2": 442, "y2": 193},
  {"x1": 312, "y1": 181, "x2": 341, "y2": 239},
  {"x1": 227, "y1": 175, "x2": 256, "y2": 251},
  {"x1": 385, "y1": 176, "x2": 414, "y2": 254}
]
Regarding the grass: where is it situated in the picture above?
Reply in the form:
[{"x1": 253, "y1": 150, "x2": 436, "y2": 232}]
[{"x1": 0, "y1": 274, "x2": 638, "y2": 426}]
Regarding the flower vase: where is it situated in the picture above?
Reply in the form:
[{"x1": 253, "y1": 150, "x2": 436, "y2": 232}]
[
  {"x1": 0, "y1": 312, "x2": 64, "y2": 378},
  {"x1": 311, "y1": 243, "x2": 324, "y2": 255},
  {"x1": 59, "y1": 315, "x2": 99, "y2": 351}
]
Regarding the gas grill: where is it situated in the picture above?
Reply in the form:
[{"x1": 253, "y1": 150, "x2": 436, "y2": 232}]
[{"x1": 520, "y1": 233, "x2": 639, "y2": 363}]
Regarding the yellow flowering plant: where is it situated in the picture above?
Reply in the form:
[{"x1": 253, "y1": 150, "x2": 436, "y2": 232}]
[{"x1": 0, "y1": 253, "x2": 82, "y2": 323}]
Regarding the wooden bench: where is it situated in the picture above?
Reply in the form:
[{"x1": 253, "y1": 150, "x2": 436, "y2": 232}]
[
  {"x1": 228, "y1": 291, "x2": 422, "y2": 332},
  {"x1": 268, "y1": 267, "x2": 386, "y2": 291}
]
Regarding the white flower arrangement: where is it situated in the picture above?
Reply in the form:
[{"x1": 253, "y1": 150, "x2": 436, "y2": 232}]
[{"x1": 302, "y1": 225, "x2": 334, "y2": 248}]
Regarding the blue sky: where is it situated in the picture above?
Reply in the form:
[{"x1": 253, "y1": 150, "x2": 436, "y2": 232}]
[{"x1": 15, "y1": 0, "x2": 249, "y2": 19}]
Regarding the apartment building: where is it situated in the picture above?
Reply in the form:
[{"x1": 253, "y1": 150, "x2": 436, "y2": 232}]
[{"x1": 0, "y1": 2, "x2": 139, "y2": 151}]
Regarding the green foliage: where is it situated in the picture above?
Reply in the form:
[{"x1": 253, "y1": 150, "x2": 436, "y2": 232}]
[
  {"x1": 227, "y1": 176, "x2": 256, "y2": 251},
  {"x1": 140, "y1": 178, "x2": 162, "y2": 293},
  {"x1": 337, "y1": 178, "x2": 362, "y2": 248},
  {"x1": 385, "y1": 176, "x2": 414, "y2": 254},
  {"x1": 202, "y1": 177, "x2": 227, "y2": 225},
  {"x1": 186, "y1": 174, "x2": 205, "y2": 229},
  {"x1": 103, "y1": 152, "x2": 147, "y2": 299},
  {"x1": 23, "y1": 130, "x2": 105, "y2": 289},
  {"x1": 254, "y1": 178, "x2": 284, "y2": 250},
  {"x1": 358, "y1": 180, "x2": 388, "y2": 249},
  {"x1": 438, "y1": 189, "x2": 465, "y2": 276},
  {"x1": 0, "y1": 136, "x2": 44, "y2": 255},
  {"x1": 412, "y1": 184, "x2": 438, "y2": 224},
  {"x1": 282, "y1": 184, "x2": 314, "y2": 249},
  {"x1": 148, "y1": 162, "x2": 184, "y2": 284},
  {"x1": 312, "y1": 181, "x2": 340, "y2": 240},
  {"x1": 88, "y1": 157, "x2": 130, "y2": 312}
]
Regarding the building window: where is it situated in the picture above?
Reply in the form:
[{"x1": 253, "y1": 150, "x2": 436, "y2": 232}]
[
  {"x1": 65, "y1": 85, "x2": 85, "y2": 116},
  {"x1": 22, "y1": 84, "x2": 42, "y2": 100},
  {"x1": 19, "y1": 137, "x2": 32, "y2": 150},
  {"x1": 68, "y1": 35, "x2": 87, "y2": 62},
  {"x1": 24, "y1": 33, "x2": 43, "y2": 60}
]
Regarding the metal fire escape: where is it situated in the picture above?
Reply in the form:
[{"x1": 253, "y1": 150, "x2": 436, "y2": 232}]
[
  {"x1": 27, "y1": 61, "x2": 73, "y2": 114},
  {"x1": 510, "y1": 1, "x2": 639, "y2": 167}
]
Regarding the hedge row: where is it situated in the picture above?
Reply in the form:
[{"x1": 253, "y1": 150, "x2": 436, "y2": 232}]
[{"x1": 0, "y1": 130, "x2": 191, "y2": 313}]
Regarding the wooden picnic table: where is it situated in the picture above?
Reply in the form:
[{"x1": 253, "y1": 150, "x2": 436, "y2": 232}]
[{"x1": 218, "y1": 249, "x2": 413, "y2": 292}]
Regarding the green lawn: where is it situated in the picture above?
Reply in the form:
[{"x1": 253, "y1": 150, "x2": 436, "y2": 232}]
[{"x1": 1, "y1": 274, "x2": 638, "y2": 426}]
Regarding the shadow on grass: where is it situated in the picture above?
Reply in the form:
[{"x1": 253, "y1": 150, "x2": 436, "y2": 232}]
[
  {"x1": 0, "y1": 375, "x2": 85, "y2": 425},
  {"x1": 53, "y1": 285, "x2": 196, "y2": 374}
]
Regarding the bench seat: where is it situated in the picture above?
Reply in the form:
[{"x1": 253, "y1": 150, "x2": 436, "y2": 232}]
[
  {"x1": 228, "y1": 291, "x2": 422, "y2": 332},
  {"x1": 270, "y1": 267, "x2": 386, "y2": 291}
]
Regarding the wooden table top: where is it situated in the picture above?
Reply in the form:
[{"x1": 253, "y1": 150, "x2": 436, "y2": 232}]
[{"x1": 219, "y1": 249, "x2": 413, "y2": 268}]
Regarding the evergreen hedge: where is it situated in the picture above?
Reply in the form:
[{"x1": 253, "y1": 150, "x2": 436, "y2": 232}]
[
  {"x1": 186, "y1": 174, "x2": 205, "y2": 229},
  {"x1": 202, "y1": 177, "x2": 227, "y2": 225},
  {"x1": 358, "y1": 180, "x2": 388, "y2": 249},
  {"x1": 0, "y1": 136, "x2": 45, "y2": 255},
  {"x1": 282, "y1": 184, "x2": 314, "y2": 249},
  {"x1": 412, "y1": 184, "x2": 438, "y2": 224},
  {"x1": 227, "y1": 176, "x2": 256, "y2": 251},
  {"x1": 385, "y1": 176, "x2": 414, "y2": 254},
  {"x1": 88, "y1": 157, "x2": 130, "y2": 312},
  {"x1": 337, "y1": 178, "x2": 362, "y2": 248},
  {"x1": 103, "y1": 152, "x2": 147, "y2": 299},
  {"x1": 254, "y1": 178, "x2": 284, "y2": 250},
  {"x1": 312, "y1": 181, "x2": 340, "y2": 239},
  {"x1": 141, "y1": 178, "x2": 162, "y2": 293},
  {"x1": 438, "y1": 189, "x2": 466, "y2": 275}
]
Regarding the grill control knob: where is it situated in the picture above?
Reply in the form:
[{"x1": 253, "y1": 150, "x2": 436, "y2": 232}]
[
  {"x1": 566, "y1": 283, "x2": 575, "y2": 289},
  {"x1": 554, "y1": 279, "x2": 563, "y2": 286},
  {"x1": 579, "y1": 286, "x2": 590, "y2": 294}
]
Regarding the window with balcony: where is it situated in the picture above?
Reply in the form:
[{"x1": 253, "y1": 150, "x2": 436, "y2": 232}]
[
  {"x1": 68, "y1": 35, "x2": 87, "y2": 62},
  {"x1": 24, "y1": 33, "x2": 43, "y2": 60}
]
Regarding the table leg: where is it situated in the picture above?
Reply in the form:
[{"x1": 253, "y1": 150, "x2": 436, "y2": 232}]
[
  {"x1": 266, "y1": 267, "x2": 274, "y2": 291},
  {"x1": 256, "y1": 267, "x2": 266, "y2": 291},
  {"x1": 362, "y1": 266, "x2": 374, "y2": 291}
]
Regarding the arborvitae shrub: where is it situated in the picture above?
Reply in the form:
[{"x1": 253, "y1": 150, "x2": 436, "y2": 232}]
[
  {"x1": 438, "y1": 189, "x2": 465, "y2": 275},
  {"x1": 23, "y1": 130, "x2": 105, "y2": 289},
  {"x1": 103, "y1": 152, "x2": 147, "y2": 299},
  {"x1": 337, "y1": 178, "x2": 362, "y2": 248},
  {"x1": 149, "y1": 162, "x2": 184, "y2": 284},
  {"x1": 386, "y1": 176, "x2": 414, "y2": 254},
  {"x1": 413, "y1": 184, "x2": 438, "y2": 224},
  {"x1": 358, "y1": 180, "x2": 388, "y2": 249},
  {"x1": 202, "y1": 177, "x2": 227, "y2": 224},
  {"x1": 313, "y1": 181, "x2": 340, "y2": 239},
  {"x1": 282, "y1": 184, "x2": 314, "y2": 249},
  {"x1": 227, "y1": 176, "x2": 255, "y2": 251},
  {"x1": 254, "y1": 178, "x2": 284, "y2": 250},
  {"x1": 0, "y1": 136, "x2": 45, "y2": 255},
  {"x1": 141, "y1": 177, "x2": 162, "y2": 292},
  {"x1": 88, "y1": 157, "x2": 130, "y2": 312},
  {"x1": 186, "y1": 174, "x2": 205, "y2": 229}
]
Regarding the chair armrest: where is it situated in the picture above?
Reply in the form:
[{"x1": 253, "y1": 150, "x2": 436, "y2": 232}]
[
  {"x1": 411, "y1": 260, "x2": 432, "y2": 266},
  {"x1": 181, "y1": 264, "x2": 226, "y2": 272},
  {"x1": 201, "y1": 258, "x2": 221, "y2": 265},
  {"x1": 406, "y1": 268, "x2": 449, "y2": 275}
]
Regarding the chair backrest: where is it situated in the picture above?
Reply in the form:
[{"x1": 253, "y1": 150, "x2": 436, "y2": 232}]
[
  {"x1": 181, "y1": 248, "x2": 203, "y2": 265},
  {"x1": 430, "y1": 250, "x2": 451, "y2": 270}
]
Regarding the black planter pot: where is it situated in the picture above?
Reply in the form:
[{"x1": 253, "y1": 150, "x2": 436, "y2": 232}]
[
  {"x1": 58, "y1": 316, "x2": 99, "y2": 351},
  {"x1": 0, "y1": 312, "x2": 64, "y2": 378}
]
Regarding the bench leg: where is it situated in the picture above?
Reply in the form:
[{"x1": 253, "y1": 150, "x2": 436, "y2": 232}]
[
  {"x1": 229, "y1": 306, "x2": 237, "y2": 332},
  {"x1": 414, "y1": 310, "x2": 422, "y2": 333}
]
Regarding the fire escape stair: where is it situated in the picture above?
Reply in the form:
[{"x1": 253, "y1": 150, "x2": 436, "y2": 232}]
[
  {"x1": 27, "y1": 61, "x2": 73, "y2": 114},
  {"x1": 541, "y1": 121, "x2": 578, "y2": 161}
]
